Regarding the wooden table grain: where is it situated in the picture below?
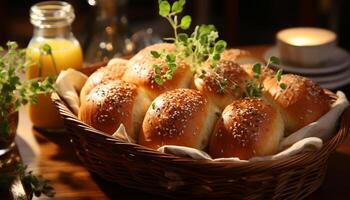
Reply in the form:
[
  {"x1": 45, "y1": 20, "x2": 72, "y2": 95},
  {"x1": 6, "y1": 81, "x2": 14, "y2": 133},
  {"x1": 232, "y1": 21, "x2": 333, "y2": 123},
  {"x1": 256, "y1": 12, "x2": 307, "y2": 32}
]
[{"x1": 9, "y1": 45, "x2": 350, "y2": 199}]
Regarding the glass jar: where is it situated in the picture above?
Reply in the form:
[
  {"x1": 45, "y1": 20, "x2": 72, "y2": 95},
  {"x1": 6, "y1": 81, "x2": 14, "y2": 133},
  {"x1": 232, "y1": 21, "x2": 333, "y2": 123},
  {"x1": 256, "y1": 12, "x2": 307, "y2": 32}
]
[{"x1": 26, "y1": 1, "x2": 83, "y2": 130}]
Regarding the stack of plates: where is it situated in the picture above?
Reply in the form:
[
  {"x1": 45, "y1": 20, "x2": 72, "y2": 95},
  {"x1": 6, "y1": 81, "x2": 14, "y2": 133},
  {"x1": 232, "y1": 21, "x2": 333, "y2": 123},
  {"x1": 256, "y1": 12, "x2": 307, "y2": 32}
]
[{"x1": 264, "y1": 46, "x2": 350, "y2": 90}]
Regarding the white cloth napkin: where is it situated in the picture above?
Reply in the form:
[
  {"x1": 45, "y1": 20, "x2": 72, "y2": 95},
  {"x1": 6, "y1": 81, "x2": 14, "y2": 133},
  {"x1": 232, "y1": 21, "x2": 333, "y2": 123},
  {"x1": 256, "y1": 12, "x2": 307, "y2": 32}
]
[
  {"x1": 55, "y1": 69, "x2": 88, "y2": 115},
  {"x1": 56, "y1": 69, "x2": 349, "y2": 163}
]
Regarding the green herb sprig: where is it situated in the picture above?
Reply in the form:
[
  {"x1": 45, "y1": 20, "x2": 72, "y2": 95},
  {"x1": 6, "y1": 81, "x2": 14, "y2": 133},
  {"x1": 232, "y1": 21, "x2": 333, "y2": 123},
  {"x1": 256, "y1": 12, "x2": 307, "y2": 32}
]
[
  {"x1": 244, "y1": 63, "x2": 264, "y2": 97},
  {"x1": 19, "y1": 165, "x2": 55, "y2": 198},
  {"x1": 0, "y1": 164, "x2": 55, "y2": 198},
  {"x1": 243, "y1": 56, "x2": 286, "y2": 97},
  {"x1": 0, "y1": 41, "x2": 55, "y2": 140},
  {"x1": 266, "y1": 56, "x2": 286, "y2": 90},
  {"x1": 39, "y1": 43, "x2": 59, "y2": 76},
  {"x1": 150, "y1": 50, "x2": 177, "y2": 85},
  {"x1": 153, "y1": 0, "x2": 285, "y2": 97},
  {"x1": 151, "y1": 0, "x2": 227, "y2": 85}
]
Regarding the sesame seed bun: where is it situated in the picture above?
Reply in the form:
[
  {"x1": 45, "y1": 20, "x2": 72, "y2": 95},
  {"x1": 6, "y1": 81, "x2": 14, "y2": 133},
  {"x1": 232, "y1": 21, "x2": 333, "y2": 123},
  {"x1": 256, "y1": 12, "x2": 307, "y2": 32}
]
[
  {"x1": 123, "y1": 43, "x2": 192, "y2": 99},
  {"x1": 263, "y1": 74, "x2": 331, "y2": 134},
  {"x1": 209, "y1": 98, "x2": 284, "y2": 160},
  {"x1": 139, "y1": 89, "x2": 219, "y2": 150},
  {"x1": 193, "y1": 60, "x2": 250, "y2": 110},
  {"x1": 80, "y1": 60, "x2": 128, "y2": 104},
  {"x1": 79, "y1": 80, "x2": 151, "y2": 140}
]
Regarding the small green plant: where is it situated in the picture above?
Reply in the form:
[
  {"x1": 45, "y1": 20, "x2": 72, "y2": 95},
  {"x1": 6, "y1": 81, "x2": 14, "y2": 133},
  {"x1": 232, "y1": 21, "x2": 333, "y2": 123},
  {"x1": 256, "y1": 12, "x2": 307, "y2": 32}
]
[
  {"x1": 0, "y1": 164, "x2": 55, "y2": 198},
  {"x1": 0, "y1": 41, "x2": 55, "y2": 141},
  {"x1": 151, "y1": 0, "x2": 226, "y2": 85},
  {"x1": 243, "y1": 56, "x2": 286, "y2": 97},
  {"x1": 0, "y1": 41, "x2": 56, "y2": 198}
]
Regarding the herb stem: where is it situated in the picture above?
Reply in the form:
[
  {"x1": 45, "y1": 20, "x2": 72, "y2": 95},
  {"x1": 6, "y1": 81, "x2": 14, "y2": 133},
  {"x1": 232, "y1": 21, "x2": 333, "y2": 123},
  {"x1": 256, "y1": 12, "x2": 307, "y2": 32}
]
[
  {"x1": 38, "y1": 52, "x2": 43, "y2": 77},
  {"x1": 50, "y1": 54, "x2": 59, "y2": 75},
  {"x1": 166, "y1": 16, "x2": 178, "y2": 40}
]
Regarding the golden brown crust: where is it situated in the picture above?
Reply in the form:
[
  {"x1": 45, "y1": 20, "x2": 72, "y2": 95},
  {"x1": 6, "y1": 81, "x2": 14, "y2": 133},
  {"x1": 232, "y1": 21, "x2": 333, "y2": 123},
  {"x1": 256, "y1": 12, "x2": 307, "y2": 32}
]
[
  {"x1": 209, "y1": 98, "x2": 284, "y2": 159},
  {"x1": 122, "y1": 43, "x2": 192, "y2": 99},
  {"x1": 193, "y1": 60, "x2": 250, "y2": 110},
  {"x1": 221, "y1": 49, "x2": 261, "y2": 64},
  {"x1": 79, "y1": 80, "x2": 143, "y2": 139},
  {"x1": 139, "y1": 89, "x2": 218, "y2": 150},
  {"x1": 80, "y1": 63, "x2": 127, "y2": 104},
  {"x1": 263, "y1": 74, "x2": 331, "y2": 134}
]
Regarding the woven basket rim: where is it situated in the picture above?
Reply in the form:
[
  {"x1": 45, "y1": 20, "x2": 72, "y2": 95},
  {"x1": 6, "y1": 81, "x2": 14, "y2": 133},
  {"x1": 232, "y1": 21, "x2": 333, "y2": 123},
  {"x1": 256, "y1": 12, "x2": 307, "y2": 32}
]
[{"x1": 51, "y1": 91, "x2": 350, "y2": 171}]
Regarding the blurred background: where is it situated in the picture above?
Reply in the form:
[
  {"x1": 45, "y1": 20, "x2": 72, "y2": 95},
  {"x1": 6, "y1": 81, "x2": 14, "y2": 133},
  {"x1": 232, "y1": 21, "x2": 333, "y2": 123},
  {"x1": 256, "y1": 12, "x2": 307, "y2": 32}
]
[{"x1": 1, "y1": 0, "x2": 350, "y2": 55}]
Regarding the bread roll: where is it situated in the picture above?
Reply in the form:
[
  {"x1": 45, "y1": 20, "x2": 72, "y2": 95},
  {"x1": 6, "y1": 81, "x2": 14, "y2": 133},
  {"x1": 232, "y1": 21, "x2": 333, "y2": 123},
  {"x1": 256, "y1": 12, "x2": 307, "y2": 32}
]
[
  {"x1": 107, "y1": 57, "x2": 129, "y2": 66},
  {"x1": 79, "y1": 80, "x2": 151, "y2": 140},
  {"x1": 221, "y1": 49, "x2": 262, "y2": 65},
  {"x1": 263, "y1": 74, "x2": 331, "y2": 134},
  {"x1": 80, "y1": 59, "x2": 128, "y2": 104},
  {"x1": 123, "y1": 43, "x2": 192, "y2": 99},
  {"x1": 139, "y1": 89, "x2": 219, "y2": 150},
  {"x1": 193, "y1": 60, "x2": 250, "y2": 110},
  {"x1": 209, "y1": 98, "x2": 284, "y2": 160}
]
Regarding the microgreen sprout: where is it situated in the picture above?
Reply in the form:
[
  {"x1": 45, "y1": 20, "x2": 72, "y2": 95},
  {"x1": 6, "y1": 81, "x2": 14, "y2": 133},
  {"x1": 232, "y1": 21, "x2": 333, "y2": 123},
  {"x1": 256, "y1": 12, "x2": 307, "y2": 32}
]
[
  {"x1": 243, "y1": 63, "x2": 263, "y2": 97},
  {"x1": 267, "y1": 56, "x2": 286, "y2": 90},
  {"x1": 153, "y1": 0, "x2": 226, "y2": 85}
]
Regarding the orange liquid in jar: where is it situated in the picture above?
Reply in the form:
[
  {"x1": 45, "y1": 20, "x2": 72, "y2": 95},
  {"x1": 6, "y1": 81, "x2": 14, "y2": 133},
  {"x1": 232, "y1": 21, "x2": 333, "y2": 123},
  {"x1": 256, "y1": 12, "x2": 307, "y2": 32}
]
[{"x1": 26, "y1": 39, "x2": 83, "y2": 129}]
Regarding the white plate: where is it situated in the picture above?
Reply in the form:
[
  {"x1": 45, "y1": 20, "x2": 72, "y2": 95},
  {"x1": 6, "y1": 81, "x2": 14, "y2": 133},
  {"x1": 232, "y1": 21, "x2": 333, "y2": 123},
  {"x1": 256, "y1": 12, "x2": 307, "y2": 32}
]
[
  {"x1": 264, "y1": 46, "x2": 350, "y2": 75},
  {"x1": 307, "y1": 67, "x2": 350, "y2": 83},
  {"x1": 319, "y1": 75, "x2": 350, "y2": 89}
]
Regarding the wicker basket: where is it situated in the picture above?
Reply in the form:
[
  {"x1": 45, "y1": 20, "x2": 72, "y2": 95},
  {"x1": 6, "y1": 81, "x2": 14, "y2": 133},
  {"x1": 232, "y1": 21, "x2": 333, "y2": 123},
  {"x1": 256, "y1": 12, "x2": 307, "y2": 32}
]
[{"x1": 51, "y1": 79, "x2": 350, "y2": 199}]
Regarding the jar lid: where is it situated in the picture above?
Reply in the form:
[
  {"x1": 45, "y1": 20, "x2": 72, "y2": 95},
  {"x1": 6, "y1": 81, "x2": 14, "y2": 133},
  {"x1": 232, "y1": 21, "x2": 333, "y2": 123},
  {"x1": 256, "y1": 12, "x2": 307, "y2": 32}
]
[{"x1": 30, "y1": 1, "x2": 75, "y2": 28}]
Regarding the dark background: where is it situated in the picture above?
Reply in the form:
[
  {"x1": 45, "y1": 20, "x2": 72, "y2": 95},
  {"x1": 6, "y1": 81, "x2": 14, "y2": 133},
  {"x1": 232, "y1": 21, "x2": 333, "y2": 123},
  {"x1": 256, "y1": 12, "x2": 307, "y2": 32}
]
[{"x1": 1, "y1": 0, "x2": 349, "y2": 52}]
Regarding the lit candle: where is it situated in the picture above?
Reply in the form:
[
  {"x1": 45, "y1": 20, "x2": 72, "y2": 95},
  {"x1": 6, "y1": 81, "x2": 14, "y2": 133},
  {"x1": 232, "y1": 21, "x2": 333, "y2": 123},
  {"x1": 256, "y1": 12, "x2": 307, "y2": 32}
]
[{"x1": 276, "y1": 27, "x2": 337, "y2": 67}]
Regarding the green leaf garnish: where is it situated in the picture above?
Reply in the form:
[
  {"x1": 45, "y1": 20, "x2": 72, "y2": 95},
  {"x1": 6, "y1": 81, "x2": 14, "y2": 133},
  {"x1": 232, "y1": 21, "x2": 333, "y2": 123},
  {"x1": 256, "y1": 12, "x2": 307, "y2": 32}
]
[
  {"x1": 40, "y1": 43, "x2": 52, "y2": 55},
  {"x1": 269, "y1": 56, "x2": 281, "y2": 66},
  {"x1": 280, "y1": 82, "x2": 286, "y2": 90},
  {"x1": 166, "y1": 54, "x2": 176, "y2": 63},
  {"x1": 252, "y1": 63, "x2": 261, "y2": 80},
  {"x1": 159, "y1": 1, "x2": 171, "y2": 17},
  {"x1": 177, "y1": 33, "x2": 188, "y2": 43},
  {"x1": 214, "y1": 40, "x2": 227, "y2": 53},
  {"x1": 150, "y1": 50, "x2": 161, "y2": 58},
  {"x1": 212, "y1": 53, "x2": 221, "y2": 61},
  {"x1": 252, "y1": 63, "x2": 261, "y2": 74},
  {"x1": 172, "y1": 1, "x2": 183, "y2": 14},
  {"x1": 180, "y1": 15, "x2": 191, "y2": 30},
  {"x1": 179, "y1": 0, "x2": 186, "y2": 6},
  {"x1": 154, "y1": 74, "x2": 164, "y2": 85}
]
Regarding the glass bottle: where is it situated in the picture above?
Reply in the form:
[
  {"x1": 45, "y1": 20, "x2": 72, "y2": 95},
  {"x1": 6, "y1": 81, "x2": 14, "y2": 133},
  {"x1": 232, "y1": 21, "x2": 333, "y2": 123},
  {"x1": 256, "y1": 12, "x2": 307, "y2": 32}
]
[
  {"x1": 26, "y1": 1, "x2": 83, "y2": 130},
  {"x1": 84, "y1": 0, "x2": 132, "y2": 63}
]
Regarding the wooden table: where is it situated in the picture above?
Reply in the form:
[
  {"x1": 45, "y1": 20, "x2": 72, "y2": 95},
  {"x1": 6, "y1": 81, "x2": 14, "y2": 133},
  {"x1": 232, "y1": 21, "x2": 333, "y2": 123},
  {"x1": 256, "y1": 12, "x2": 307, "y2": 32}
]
[{"x1": 6, "y1": 45, "x2": 350, "y2": 199}]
